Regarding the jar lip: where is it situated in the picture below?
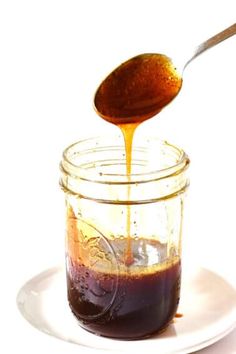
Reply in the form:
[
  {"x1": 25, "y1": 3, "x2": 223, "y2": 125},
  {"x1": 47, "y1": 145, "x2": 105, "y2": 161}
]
[{"x1": 61, "y1": 135, "x2": 190, "y2": 185}]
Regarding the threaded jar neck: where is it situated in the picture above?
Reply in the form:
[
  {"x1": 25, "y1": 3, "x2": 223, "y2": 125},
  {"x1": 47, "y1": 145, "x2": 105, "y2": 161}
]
[{"x1": 60, "y1": 135, "x2": 190, "y2": 204}]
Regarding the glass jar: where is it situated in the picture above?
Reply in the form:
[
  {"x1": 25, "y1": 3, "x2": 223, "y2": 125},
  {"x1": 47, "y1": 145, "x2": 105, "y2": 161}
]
[{"x1": 60, "y1": 134, "x2": 190, "y2": 339}]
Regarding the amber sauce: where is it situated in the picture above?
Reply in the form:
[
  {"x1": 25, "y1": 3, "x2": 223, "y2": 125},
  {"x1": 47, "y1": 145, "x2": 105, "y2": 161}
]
[
  {"x1": 94, "y1": 53, "x2": 182, "y2": 124},
  {"x1": 119, "y1": 123, "x2": 139, "y2": 265},
  {"x1": 95, "y1": 53, "x2": 182, "y2": 264},
  {"x1": 66, "y1": 54, "x2": 183, "y2": 339}
]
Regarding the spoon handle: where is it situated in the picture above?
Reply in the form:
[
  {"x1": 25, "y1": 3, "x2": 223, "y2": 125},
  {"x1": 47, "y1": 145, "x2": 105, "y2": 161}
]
[{"x1": 185, "y1": 23, "x2": 236, "y2": 68}]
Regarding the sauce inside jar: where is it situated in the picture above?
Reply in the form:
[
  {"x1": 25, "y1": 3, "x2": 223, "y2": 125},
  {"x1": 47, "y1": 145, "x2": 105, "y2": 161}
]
[{"x1": 67, "y1": 206, "x2": 181, "y2": 339}]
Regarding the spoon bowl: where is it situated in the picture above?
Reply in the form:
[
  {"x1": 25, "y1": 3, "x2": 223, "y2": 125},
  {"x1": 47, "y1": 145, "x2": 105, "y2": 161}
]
[
  {"x1": 94, "y1": 53, "x2": 182, "y2": 124},
  {"x1": 94, "y1": 23, "x2": 236, "y2": 125}
]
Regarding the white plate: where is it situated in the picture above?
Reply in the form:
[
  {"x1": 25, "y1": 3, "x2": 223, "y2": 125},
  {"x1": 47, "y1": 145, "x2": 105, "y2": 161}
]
[{"x1": 17, "y1": 266, "x2": 236, "y2": 354}]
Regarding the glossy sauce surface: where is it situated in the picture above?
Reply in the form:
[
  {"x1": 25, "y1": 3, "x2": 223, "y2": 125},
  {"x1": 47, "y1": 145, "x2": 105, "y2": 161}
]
[{"x1": 94, "y1": 53, "x2": 182, "y2": 124}]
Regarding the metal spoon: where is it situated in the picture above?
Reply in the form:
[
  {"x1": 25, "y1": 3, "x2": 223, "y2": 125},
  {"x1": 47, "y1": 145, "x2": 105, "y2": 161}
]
[{"x1": 94, "y1": 23, "x2": 236, "y2": 125}]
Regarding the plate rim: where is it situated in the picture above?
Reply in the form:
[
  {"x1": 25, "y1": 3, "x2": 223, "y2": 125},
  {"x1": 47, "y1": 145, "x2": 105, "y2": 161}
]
[{"x1": 16, "y1": 266, "x2": 236, "y2": 354}]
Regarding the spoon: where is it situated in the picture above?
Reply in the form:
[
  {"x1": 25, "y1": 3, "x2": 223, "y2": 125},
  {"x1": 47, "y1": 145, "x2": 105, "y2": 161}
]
[{"x1": 94, "y1": 23, "x2": 236, "y2": 125}]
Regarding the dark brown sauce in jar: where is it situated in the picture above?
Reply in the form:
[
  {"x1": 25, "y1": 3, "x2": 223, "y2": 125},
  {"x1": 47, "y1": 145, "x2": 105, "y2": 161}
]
[{"x1": 67, "y1": 238, "x2": 181, "y2": 339}]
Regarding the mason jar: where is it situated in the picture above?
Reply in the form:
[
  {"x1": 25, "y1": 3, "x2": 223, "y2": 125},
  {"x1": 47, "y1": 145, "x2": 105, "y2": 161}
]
[{"x1": 60, "y1": 134, "x2": 190, "y2": 339}]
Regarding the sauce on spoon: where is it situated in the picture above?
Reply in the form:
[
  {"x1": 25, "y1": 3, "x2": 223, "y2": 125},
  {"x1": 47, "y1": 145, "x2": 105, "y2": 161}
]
[{"x1": 94, "y1": 53, "x2": 182, "y2": 124}]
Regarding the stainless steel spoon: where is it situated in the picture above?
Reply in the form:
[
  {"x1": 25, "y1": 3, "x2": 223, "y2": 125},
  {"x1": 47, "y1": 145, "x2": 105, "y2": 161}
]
[{"x1": 94, "y1": 23, "x2": 236, "y2": 125}]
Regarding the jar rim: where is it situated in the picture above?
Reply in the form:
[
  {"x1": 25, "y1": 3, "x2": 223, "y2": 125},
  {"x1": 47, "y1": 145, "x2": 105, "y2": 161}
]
[{"x1": 61, "y1": 135, "x2": 189, "y2": 185}]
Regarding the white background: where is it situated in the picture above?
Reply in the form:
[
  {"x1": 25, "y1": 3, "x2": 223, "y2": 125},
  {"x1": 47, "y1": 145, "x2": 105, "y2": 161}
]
[{"x1": 0, "y1": 0, "x2": 235, "y2": 353}]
